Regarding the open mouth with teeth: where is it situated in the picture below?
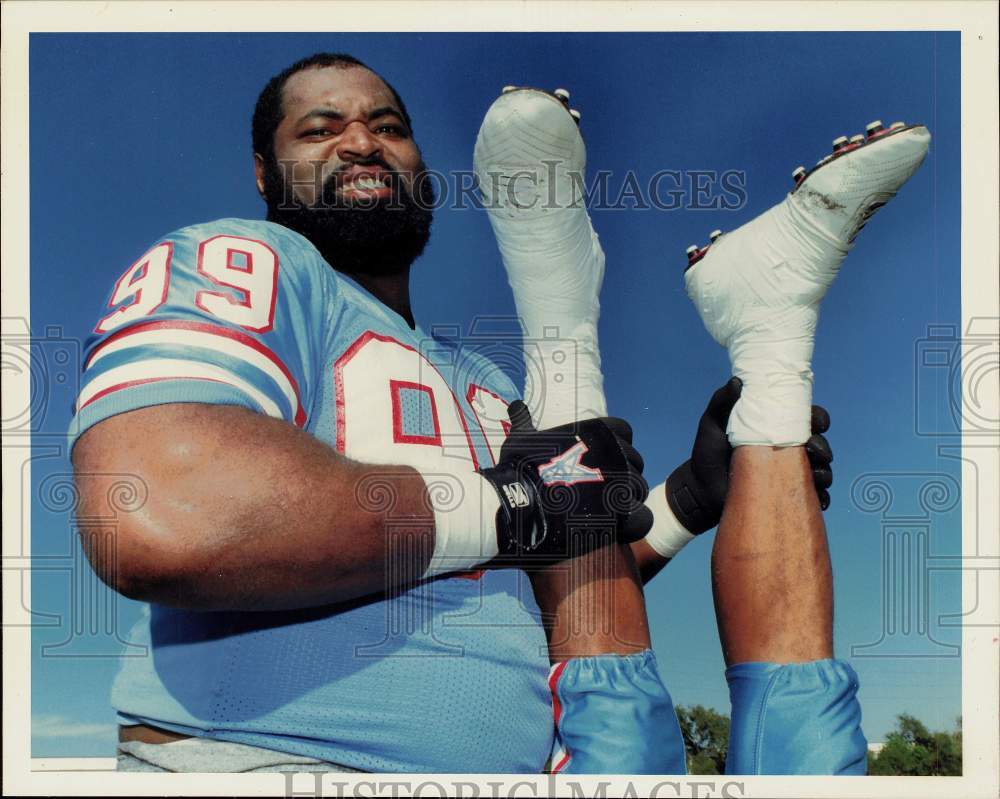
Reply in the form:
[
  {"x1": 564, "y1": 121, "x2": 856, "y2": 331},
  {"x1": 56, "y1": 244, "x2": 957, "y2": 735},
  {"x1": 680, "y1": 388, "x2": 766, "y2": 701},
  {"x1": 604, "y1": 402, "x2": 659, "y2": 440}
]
[{"x1": 338, "y1": 172, "x2": 393, "y2": 196}]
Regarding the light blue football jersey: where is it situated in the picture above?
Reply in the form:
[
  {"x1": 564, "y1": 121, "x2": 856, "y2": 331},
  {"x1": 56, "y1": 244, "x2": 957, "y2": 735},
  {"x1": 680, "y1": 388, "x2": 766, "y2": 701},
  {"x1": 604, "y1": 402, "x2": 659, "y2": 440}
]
[{"x1": 70, "y1": 217, "x2": 553, "y2": 773}]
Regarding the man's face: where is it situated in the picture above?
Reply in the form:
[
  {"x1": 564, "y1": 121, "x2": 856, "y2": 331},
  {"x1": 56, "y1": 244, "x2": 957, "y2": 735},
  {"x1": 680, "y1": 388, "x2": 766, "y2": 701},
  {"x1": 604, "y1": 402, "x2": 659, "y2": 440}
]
[
  {"x1": 255, "y1": 64, "x2": 434, "y2": 276},
  {"x1": 257, "y1": 65, "x2": 423, "y2": 208}
]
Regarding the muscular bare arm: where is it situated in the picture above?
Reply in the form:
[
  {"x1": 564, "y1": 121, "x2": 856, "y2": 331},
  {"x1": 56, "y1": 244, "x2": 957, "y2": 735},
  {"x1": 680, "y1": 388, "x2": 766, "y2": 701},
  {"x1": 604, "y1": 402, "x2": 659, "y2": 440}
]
[{"x1": 72, "y1": 403, "x2": 434, "y2": 611}]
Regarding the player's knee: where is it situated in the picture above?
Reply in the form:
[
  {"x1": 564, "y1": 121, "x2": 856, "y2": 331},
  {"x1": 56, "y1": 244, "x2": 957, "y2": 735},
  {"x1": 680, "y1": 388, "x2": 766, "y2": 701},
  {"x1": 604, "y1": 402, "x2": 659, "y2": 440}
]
[
  {"x1": 552, "y1": 650, "x2": 687, "y2": 775},
  {"x1": 725, "y1": 659, "x2": 867, "y2": 775}
]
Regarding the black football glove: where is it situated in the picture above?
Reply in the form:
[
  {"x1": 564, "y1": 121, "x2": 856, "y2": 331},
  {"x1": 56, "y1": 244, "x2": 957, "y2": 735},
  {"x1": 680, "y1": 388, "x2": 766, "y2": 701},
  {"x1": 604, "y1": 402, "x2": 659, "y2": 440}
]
[
  {"x1": 665, "y1": 377, "x2": 834, "y2": 536},
  {"x1": 479, "y1": 401, "x2": 653, "y2": 563}
]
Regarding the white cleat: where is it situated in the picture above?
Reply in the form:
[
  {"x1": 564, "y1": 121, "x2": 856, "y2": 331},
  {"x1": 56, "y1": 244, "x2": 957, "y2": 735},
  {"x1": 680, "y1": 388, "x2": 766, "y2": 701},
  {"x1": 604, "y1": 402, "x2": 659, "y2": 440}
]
[
  {"x1": 474, "y1": 87, "x2": 587, "y2": 220},
  {"x1": 685, "y1": 124, "x2": 931, "y2": 446},
  {"x1": 474, "y1": 87, "x2": 607, "y2": 425},
  {"x1": 789, "y1": 123, "x2": 930, "y2": 244}
]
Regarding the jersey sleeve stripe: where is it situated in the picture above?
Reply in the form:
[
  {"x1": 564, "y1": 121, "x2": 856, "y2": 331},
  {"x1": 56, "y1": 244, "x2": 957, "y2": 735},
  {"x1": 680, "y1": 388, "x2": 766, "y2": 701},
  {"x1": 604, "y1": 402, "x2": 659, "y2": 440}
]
[
  {"x1": 85, "y1": 320, "x2": 306, "y2": 426},
  {"x1": 79, "y1": 376, "x2": 254, "y2": 412},
  {"x1": 77, "y1": 359, "x2": 285, "y2": 420}
]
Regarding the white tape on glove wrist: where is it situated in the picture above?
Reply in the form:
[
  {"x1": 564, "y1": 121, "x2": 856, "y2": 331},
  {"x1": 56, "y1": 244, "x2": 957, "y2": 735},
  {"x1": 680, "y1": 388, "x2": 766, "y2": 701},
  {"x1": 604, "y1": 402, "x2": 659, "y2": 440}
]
[
  {"x1": 642, "y1": 480, "x2": 696, "y2": 560},
  {"x1": 419, "y1": 469, "x2": 501, "y2": 579}
]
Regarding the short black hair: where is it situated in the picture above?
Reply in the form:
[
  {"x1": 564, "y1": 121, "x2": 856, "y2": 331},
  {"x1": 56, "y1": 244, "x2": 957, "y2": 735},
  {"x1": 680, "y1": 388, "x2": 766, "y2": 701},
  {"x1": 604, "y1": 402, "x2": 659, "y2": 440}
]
[{"x1": 252, "y1": 52, "x2": 414, "y2": 165}]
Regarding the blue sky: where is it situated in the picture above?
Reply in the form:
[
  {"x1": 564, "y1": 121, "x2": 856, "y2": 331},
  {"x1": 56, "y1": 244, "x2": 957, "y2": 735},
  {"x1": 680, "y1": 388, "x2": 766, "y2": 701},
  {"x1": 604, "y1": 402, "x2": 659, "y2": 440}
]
[{"x1": 29, "y1": 32, "x2": 962, "y2": 758}]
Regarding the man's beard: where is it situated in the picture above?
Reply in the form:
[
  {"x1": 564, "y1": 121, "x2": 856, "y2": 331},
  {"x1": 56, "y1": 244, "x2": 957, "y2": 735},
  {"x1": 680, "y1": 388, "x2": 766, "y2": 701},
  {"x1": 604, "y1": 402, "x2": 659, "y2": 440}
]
[{"x1": 261, "y1": 158, "x2": 435, "y2": 277}]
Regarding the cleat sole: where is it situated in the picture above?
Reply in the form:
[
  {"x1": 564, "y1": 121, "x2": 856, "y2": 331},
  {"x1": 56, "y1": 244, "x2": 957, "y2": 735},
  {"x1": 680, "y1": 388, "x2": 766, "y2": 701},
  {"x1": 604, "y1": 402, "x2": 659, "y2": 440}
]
[{"x1": 791, "y1": 122, "x2": 927, "y2": 196}]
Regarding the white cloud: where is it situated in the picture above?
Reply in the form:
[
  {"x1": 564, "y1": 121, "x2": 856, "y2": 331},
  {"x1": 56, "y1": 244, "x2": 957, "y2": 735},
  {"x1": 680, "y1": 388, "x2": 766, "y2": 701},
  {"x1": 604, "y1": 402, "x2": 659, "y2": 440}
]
[{"x1": 32, "y1": 714, "x2": 115, "y2": 739}]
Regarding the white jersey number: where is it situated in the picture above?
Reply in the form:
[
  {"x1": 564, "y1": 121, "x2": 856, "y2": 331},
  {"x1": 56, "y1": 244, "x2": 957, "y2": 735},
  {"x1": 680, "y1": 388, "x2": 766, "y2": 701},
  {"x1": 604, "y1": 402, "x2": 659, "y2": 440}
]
[
  {"x1": 96, "y1": 235, "x2": 278, "y2": 334},
  {"x1": 335, "y1": 332, "x2": 481, "y2": 471},
  {"x1": 195, "y1": 235, "x2": 279, "y2": 333},
  {"x1": 95, "y1": 243, "x2": 173, "y2": 333},
  {"x1": 466, "y1": 384, "x2": 511, "y2": 466}
]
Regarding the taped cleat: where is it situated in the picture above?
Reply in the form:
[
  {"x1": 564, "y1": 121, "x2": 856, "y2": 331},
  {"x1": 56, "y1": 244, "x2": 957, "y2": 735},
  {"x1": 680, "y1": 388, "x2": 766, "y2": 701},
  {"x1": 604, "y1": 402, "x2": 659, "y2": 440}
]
[
  {"x1": 816, "y1": 155, "x2": 833, "y2": 168},
  {"x1": 553, "y1": 88, "x2": 571, "y2": 103},
  {"x1": 865, "y1": 120, "x2": 885, "y2": 139},
  {"x1": 686, "y1": 244, "x2": 699, "y2": 260},
  {"x1": 502, "y1": 85, "x2": 518, "y2": 94},
  {"x1": 848, "y1": 134, "x2": 864, "y2": 146},
  {"x1": 890, "y1": 121, "x2": 906, "y2": 130},
  {"x1": 685, "y1": 124, "x2": 931, "y2": 446},
  {"x1": 792, "y1": 166, "x2": 807, "y2": 184},
  {"x1": 474, "y1": 88, "x2": 607, "y2": 425},
  {"x1": 569, "y1": 108, "x2": 581, "y2": 123},
  {"x1": 709, "y1": 229, "x2": 723, "y2": 242},
  {"x1": 832, "y1": 135, "x2": 849, "y2": 153}
]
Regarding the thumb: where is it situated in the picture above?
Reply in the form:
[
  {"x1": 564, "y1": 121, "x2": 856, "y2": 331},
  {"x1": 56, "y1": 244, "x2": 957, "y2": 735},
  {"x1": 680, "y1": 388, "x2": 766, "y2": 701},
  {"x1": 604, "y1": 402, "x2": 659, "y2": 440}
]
[
  {"x1": 704, "y1": 377, "x2": 743, "y2": 428},
  {"x1": 507, "y1": 400, "x2": 537, "y2": 433}
]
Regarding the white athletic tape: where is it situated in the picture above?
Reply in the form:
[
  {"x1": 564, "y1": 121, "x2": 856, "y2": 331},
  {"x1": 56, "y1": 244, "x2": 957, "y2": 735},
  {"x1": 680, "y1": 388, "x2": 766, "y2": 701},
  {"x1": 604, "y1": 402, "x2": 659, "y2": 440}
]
[{"x1": 642, "y1": 481, "x2": 696, "y2": 559}]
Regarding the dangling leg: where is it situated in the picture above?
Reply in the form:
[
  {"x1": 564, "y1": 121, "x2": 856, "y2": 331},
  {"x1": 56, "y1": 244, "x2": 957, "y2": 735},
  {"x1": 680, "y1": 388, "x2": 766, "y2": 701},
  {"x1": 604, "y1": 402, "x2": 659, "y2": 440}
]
[
  {"x1": 684, "y1": 121, "x2": 930, "y2": 774},
  {"x1": 476, "y1": 87, "x2": 685, "y2": 774}
]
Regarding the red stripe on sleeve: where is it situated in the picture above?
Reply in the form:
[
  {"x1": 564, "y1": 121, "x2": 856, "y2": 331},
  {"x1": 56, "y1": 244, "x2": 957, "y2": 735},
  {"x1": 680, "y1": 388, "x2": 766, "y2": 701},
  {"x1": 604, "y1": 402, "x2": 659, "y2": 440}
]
[{"x1": 85, "y1": 319, "x2": 307, "y2": 426}]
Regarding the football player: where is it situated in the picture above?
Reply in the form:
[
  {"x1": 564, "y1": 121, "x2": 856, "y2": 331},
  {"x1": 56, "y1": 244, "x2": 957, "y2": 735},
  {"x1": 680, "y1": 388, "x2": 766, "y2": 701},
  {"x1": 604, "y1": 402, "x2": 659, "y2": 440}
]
[
  {"x1": 69, "y1": 52, "x2": 842, "y2": 774},
  {"x1": 70, "y1": 52, "x2": 713, "y2": 774}
]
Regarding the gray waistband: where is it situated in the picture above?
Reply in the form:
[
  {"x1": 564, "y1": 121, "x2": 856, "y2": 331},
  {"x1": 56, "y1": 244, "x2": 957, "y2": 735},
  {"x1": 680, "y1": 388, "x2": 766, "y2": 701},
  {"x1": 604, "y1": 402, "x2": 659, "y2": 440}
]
[{"x1": 117, "y1": 737, "x2": 364, "y2": 773}]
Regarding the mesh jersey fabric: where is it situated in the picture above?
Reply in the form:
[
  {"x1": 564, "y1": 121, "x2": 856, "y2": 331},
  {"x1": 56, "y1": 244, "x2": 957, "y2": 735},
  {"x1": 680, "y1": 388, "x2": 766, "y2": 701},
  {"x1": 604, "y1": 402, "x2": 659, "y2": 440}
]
[{"x1": 71, "y1": 217, "x2": 553, "y2": 773}]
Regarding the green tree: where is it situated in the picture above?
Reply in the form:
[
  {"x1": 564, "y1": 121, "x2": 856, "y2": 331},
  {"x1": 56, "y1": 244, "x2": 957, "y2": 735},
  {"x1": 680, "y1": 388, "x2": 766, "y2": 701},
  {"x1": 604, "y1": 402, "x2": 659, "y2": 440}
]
[
  {"x1": 868, "y1": 714, "x2": 962, "y2": 776},
  {"x1": 675, "y1": 704, "x2": 730, "y2": 775},
  {"x1": 674, "y1": 706, "x2": 961, "y2": 776}
]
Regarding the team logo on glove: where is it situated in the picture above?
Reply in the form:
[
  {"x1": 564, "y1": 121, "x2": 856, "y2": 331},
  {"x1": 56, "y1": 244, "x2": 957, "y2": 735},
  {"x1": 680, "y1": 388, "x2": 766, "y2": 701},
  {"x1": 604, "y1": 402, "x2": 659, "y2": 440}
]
[
  {"x1": 537, "y1": 440, "x2": 605, "y2": 487},
  {"x1": 479, "y1": 401, "x2": 652, "y2": 561}
]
